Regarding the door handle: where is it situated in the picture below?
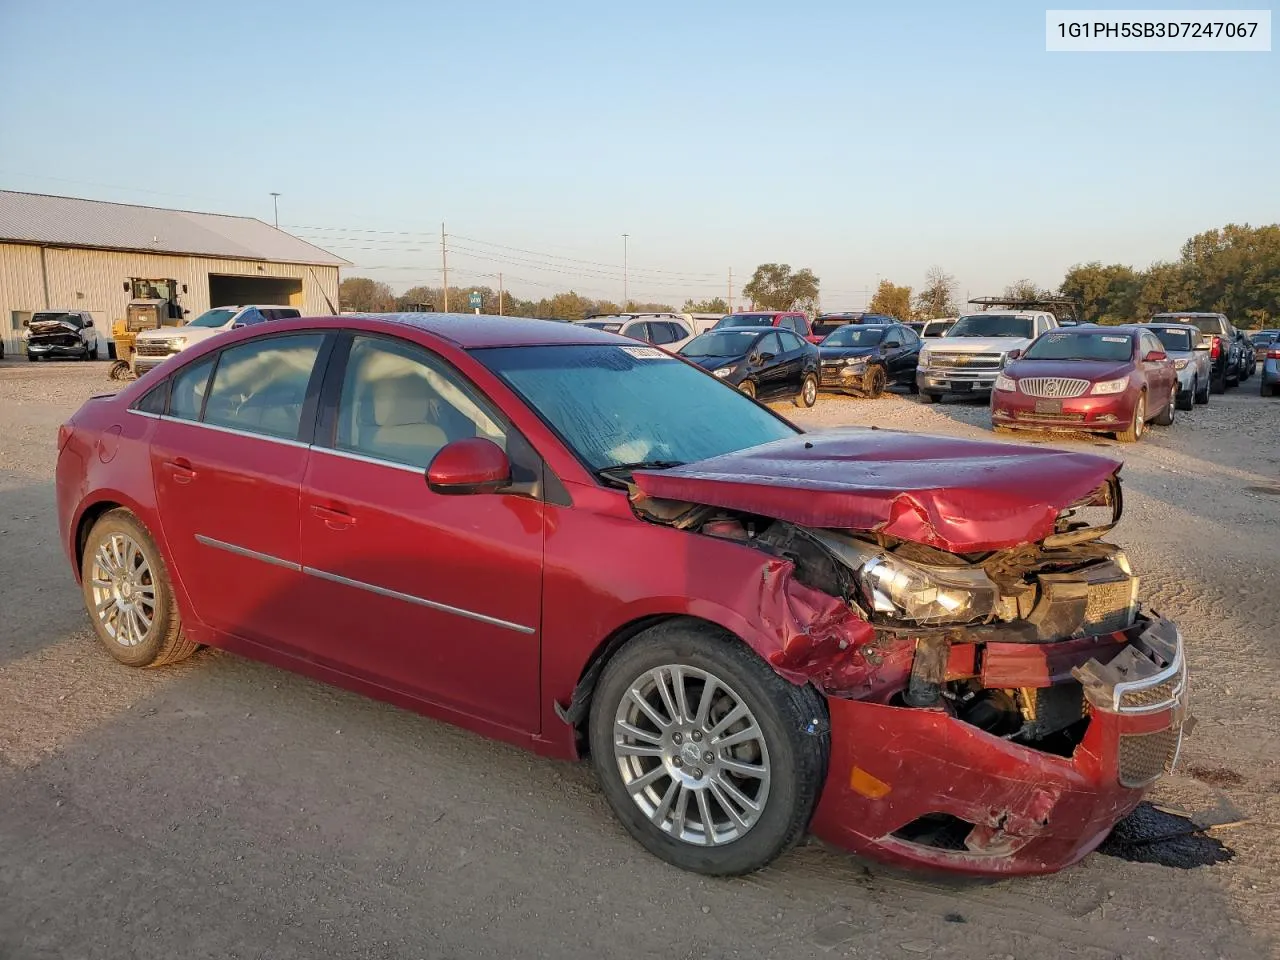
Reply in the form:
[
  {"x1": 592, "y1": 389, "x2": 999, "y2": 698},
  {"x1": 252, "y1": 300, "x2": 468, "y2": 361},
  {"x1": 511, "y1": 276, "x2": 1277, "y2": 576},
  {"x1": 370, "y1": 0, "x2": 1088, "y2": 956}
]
[
  {"x1": 163, "y1": 459, "x2": 197, "y2": 484},
  {"x1": 311, "y1": 503, "x2": 356, "y2": 530}
]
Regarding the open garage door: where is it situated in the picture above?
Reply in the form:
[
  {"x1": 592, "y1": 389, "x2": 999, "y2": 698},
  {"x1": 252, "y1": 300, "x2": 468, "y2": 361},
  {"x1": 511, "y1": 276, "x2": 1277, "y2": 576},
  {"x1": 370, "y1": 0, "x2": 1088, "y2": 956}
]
[{"x1": 208, "y1": 274, "x2": 303, "y2": 310}]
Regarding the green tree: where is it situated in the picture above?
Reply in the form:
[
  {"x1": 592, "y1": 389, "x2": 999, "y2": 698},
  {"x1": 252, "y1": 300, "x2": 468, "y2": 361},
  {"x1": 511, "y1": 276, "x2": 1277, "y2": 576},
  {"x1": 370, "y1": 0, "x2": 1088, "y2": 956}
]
[
  {"x1": 742, "y1": 263, "x2": 821, "y2": 311},
  {"x1": 682, "y1": 297, "x2": 729, "y2": 314},
  {"x1": 867, "y1": 279, "x2": 912, "y2": 321},
  {"x1": 1002, "y1": 278, "x2": 1053, "y2": 302},
  {"x1": 913, "y1": 266, "x2": 958, "y2": 319},
  {"x1": 624, "y1": 300, "x2": 677, "y2": 313},
  {"x1": 1058, "y1": 263, "x2": 1140, "y2": 324},
  {"x1": 339, "y1": 277, "x2": 396, "y2": 312}
]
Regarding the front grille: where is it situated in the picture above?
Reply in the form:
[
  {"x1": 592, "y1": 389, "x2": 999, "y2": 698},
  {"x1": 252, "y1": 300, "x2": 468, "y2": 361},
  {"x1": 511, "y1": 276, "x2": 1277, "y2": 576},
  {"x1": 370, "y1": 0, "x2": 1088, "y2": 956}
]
[
  {"x1": 135, "y1": 341, "x2": 175, "y2": 357},
  {"x1": 30, "y1": 334, "x2": 80, "y2": 347},
  {"x1": 1085, "y1": 578, "x2": 1137, "y2": 633},
  {"x1": 1118, "y1": 727, "x2": 1181, "y2": 787},
  {"x1": 1015, "y1": 411, "x2": 1085, "y2": 423},
  {"x1": 928, "y1": 352, "x2": 1003, "y2": 369},
  {"x1": 1018, "y1": 377, "x2": 1090, "y2": 399}
]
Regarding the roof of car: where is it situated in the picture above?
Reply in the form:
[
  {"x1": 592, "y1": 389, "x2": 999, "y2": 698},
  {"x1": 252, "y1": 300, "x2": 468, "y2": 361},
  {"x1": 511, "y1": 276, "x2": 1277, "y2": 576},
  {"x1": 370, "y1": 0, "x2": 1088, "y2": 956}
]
[{"x1": 334, "y1": 312, "x2": 624, "y2": 348}]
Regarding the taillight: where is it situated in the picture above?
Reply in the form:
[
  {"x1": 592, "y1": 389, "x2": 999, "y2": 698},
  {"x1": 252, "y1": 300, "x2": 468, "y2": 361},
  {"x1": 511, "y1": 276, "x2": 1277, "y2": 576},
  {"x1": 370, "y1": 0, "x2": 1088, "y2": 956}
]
[
  {"x1": 1269, "y1": 347, "x2": 1280, "y2": 360},
  {"x1": 1209, "y1": 337, "x2": 1221, "y2": 358}
]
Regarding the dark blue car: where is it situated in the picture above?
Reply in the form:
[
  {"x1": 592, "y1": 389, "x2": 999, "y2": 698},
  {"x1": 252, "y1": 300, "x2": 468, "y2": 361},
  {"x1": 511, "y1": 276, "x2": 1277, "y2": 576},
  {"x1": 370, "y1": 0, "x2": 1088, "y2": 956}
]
[{"x1": 818, "y1": 322, "x2": 922, "y2": 397}]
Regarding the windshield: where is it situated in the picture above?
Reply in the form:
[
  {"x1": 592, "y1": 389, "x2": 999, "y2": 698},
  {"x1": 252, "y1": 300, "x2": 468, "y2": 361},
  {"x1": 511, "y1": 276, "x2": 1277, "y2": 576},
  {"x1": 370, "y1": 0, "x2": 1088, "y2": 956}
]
[
  {"x1": 715, "y1": 314, "x2": 774, "y2": 329},
  {"x1": 1022, "y1": 331, "x2": 1133, "y2": 361},
  {"x1": 186, "y1": 308, "x2": 238, "y2": 328},
  {"x1": 582, "y1": 321, "x2": 623, "y2": 332},
  {"x1": 1151, "y1": 327, "x2": 1194, "y2": 352},
  {"x1": 946, "y1": 314, "x2": 1034, "y2": 339},
  {"x1": 679, "y1": 330, "x2": 759, "y2": 358},
  {"x1": 476, "y1": 344, "x2": 796, "y2": 472},
  {"x1": 822, "y1": 326, "x2": 885, "y2": 347}
]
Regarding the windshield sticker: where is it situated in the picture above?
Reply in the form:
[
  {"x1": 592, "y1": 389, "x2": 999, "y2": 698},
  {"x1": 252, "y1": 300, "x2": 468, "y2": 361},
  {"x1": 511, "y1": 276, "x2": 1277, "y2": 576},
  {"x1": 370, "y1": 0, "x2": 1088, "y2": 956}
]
[
  {"x1": 1045, "y1": 334, "x2": 1067, "y2": 342},
  {"x1": 619, "y1": 346, "x2": 670, "y2": 360},
  {"x1": 1101, "y1": 336, "x2": 1129, "y2": 343}
]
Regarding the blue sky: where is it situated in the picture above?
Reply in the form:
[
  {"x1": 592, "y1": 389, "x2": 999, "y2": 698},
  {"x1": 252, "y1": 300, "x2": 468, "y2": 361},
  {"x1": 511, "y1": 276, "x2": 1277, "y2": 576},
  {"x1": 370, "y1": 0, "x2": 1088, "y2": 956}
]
[{"x1": 2, "y1": 0, "x2": 1276, "y2": 308}]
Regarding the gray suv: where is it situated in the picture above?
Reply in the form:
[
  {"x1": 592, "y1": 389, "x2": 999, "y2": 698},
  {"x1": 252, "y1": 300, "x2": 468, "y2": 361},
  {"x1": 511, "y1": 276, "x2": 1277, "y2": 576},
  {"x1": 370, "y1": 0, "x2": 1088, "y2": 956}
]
[{"x1": 1145, "y1": 312, "x2": 1247, "y2": 394}]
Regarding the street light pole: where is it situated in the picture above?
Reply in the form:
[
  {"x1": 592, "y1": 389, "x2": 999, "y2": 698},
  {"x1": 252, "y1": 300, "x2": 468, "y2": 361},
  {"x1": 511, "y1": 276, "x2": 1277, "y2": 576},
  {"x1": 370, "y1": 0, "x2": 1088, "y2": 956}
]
[
  {"x1": 270, "y1": 192, "x2": 281, "y2": 228},
  {"x1": 622, "y1": 233, "x2": 629, "y2": 309}
]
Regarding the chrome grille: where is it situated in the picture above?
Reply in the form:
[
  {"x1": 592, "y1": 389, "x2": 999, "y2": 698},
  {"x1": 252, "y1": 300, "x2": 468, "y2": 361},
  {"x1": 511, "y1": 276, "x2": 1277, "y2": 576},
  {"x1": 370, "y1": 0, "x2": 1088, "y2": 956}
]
[
  {"x1": 1015, "y1": 411, "x2": 1085, "y2": 423},
  {"x1": 928, "y1": 352, "x2": 1003, "y2": 369},
  {"x1": 1085, "y1": 579, "x2": 1137, "y2": 634},
  {"x1": 1118, "y1": 727, "x2": 1181, "y2": 787},
  {"x1": 135, "y1": 341, "x2": 176, "y2": 357},
  {"x1": 1018, "y1": 377, "x2": 1090, "y2": 399}
]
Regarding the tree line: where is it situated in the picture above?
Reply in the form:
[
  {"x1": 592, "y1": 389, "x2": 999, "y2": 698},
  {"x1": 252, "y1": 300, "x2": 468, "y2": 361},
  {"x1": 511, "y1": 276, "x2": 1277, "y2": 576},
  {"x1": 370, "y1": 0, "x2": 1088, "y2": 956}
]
[{"x1": 338, "y1": 223, "x2": 1279, "y2": 328}]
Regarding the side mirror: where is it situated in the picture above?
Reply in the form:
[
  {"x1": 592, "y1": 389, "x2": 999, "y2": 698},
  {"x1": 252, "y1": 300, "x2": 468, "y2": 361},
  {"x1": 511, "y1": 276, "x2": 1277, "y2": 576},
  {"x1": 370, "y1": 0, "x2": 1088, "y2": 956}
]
[
  {"x1": 426, "y1": 438, "x2": 511, "y2": 495},
  {"x1": 758, "y1": 351, "x2": 776, "y2": 363},
  {"x1": 884, "y1": 339, "x2": 902, "y2": 349},
  {"x1": 83, "y1": 319, "x2": 94, "y2": 328},
  {"x1": 1144, "y1": 350, "x2": 1167, "y2": 362},
  {"x1": 231, "y1": 322, "x2": 245, "y2": 329},
  {"x1": 181, "y1": 284, "x2": 188, "y2": 293},
  {"x1": 1007, "y1": 348, "x2": 1022, "y2": 360}
]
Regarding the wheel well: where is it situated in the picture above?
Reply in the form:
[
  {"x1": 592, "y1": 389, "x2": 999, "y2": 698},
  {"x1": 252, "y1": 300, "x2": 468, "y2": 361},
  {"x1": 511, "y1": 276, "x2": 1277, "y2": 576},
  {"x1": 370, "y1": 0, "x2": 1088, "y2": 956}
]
[
  {"x1": 75, "y1": 500, "x2": 124, "y2": 572},
  {"x1": 556, "y1": 614, "x2": 737, "y2": 753}
]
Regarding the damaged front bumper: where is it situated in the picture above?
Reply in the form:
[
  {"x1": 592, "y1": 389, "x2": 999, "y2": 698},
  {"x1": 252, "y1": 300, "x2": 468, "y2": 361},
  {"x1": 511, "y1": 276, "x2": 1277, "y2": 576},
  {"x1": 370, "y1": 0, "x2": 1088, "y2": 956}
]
[{"x1": 809, "y1": 616, "x2": 1190, "y2": 876}]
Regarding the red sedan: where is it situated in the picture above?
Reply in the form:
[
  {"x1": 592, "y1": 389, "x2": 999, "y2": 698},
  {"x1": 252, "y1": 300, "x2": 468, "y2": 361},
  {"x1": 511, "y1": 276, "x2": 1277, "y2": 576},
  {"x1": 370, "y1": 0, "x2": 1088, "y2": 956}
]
[
  {"x1": 56, "y1": 313, "x2": 1189, "y2": 877},
  {"x1": 991, "y1": 326, "x2": 1179, "y2": 442}
]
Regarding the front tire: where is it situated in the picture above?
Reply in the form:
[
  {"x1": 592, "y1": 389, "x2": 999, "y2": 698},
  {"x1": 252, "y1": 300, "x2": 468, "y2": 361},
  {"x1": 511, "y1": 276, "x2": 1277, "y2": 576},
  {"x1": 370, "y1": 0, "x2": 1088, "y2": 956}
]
[
  {"x1": 1196, "y1": 375, "x2": 1210, "y2": 404},
  {"x1": 1116, "y1": 392, "x2": 1146, "y2": 443},
  {"x1": 795, "y1": 373, "x2": 818, "y2": 408},
  {"x1": 1176, "y1": 380, "x2": 1194, "y2": 411},
  {"x1": 81, "y1": 509, "x2": 197, "y2": 668},
  {"x1": 918, "y1": 390, "x2": 940, "y2": 404},
  {"x1": 862, "y1": 365, "x2": 887, "y2": 398},
  {"x1": 588, "y1": 621, "x2": 828, "y2": 876}
]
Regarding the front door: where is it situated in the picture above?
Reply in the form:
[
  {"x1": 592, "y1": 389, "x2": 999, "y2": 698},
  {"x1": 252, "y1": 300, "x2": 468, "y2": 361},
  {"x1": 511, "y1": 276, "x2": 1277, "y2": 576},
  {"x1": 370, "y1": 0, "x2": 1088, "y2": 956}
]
[
  {"x1": 296, "y1": 334, "x2": 544, "y2": 731},
  {"x1": 150, "y1": 332, "x2": 328, "y2": 648}
]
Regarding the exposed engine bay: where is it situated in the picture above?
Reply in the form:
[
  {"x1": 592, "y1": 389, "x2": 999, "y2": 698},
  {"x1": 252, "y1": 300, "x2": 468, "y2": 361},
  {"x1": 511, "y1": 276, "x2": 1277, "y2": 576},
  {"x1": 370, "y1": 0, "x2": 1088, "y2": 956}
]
[{"x1": 630, "y1": 476, "x2": 1173, "y2": 759}]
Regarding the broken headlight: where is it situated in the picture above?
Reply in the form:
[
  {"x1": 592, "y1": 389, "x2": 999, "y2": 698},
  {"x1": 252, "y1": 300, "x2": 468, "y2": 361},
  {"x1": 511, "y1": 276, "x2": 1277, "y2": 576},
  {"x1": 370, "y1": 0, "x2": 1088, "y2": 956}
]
[{"x1": 811, "y1": 532, "x2": 1000, "y2": 625}]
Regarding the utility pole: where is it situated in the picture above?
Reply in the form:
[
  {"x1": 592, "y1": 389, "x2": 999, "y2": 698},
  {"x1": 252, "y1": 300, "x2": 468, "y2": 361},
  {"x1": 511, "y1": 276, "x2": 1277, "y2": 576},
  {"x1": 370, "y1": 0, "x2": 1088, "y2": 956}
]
[
  {"x1": 441, "y1": 222, "x2": 449, "y2": 312},
  {"x1": 622, "y1": 233, "x2": 629, "y2": 309},
  {"x1": 270, "y1": 192, "x2": 281, "y2": 228},
  {"x1": 728, "y1": 267, "x2": 733, "y2": 313},
  {"x1": 498, "y1": 272, "x2": 504, "y2": 316}
]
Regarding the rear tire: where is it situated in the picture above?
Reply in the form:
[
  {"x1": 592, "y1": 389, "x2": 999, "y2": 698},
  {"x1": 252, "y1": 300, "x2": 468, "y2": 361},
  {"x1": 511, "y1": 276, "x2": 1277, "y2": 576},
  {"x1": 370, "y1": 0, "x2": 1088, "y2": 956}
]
[
  {"x1": 80, "y1": 509, "x2": 198, "y2": 668},
  {"x1": 795, "y1": 373, "x2": 818, "y2": 408},
  {"x1": 1154, "y1": 385, "x2": 1176, "y2": 426},
  {"x1": 1211, "y1": 370, "x2": 1226, "y2": 395},
  {"x1": 588, "y1": 621, "x2": 829, "y2": 876}
]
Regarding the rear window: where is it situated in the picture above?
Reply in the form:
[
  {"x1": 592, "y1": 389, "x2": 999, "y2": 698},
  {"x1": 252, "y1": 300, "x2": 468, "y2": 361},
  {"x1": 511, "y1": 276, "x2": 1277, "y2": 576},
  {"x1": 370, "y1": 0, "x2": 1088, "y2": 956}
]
[
  {"x1": 1022, "y1": 331, "x2": 1134, "y2": 362},
  {"x1": 1154, "y1": 315, "x2": 1221, "y2": 336},
  {"x1": 1151, "y1": 327, "x2": 1195, "y2": 352}
]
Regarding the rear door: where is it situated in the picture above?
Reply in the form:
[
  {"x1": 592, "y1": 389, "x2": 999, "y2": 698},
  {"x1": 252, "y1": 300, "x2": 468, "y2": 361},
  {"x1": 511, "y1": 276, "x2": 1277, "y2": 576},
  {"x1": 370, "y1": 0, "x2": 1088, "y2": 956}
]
[
  {"x1": 149, "y1": 332, "x2": 330, "y2": 648},
  {"x1": 1139, "y1": 331, "x2": 1176, "y2": 408}
]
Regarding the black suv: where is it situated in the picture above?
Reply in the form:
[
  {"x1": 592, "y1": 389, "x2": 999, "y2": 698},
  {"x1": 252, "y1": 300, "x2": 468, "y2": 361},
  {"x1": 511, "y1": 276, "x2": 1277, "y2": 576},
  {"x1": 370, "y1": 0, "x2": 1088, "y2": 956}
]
[{"x1": 1146, "y1": 312, "x2": 1247, "y2": 393}]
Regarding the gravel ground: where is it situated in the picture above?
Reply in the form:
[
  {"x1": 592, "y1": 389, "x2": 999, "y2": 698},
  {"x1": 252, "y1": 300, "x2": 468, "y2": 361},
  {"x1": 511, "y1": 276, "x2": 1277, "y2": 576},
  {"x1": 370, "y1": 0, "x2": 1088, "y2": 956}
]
[{"x1": 1, "y1": 358, "x2": 1277, "y2": 960}]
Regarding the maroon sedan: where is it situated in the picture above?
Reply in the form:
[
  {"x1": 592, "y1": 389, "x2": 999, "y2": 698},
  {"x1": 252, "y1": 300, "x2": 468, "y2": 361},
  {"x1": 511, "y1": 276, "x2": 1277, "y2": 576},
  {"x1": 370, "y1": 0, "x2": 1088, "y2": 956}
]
[
  {"x1": 991, "y1": 326, "x2": 1179, "y2": 442},
  {"x1": 56, "y1": 313, "x2": 1189, "y2": 877}
]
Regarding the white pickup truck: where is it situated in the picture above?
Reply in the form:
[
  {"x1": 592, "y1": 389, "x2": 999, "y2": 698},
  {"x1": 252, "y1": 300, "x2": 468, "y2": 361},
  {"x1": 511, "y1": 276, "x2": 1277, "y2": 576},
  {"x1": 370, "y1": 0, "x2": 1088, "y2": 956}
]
[{"x1": 915, "y1": 310, "x2": 1059, "y2": 402}]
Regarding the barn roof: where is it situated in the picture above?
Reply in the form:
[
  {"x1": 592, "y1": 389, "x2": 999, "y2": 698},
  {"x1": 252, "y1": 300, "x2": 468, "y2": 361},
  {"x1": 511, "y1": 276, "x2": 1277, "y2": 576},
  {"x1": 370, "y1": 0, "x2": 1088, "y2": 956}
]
[{"x1": 0, "y1": 191, "x2": 348, "y2": 266}]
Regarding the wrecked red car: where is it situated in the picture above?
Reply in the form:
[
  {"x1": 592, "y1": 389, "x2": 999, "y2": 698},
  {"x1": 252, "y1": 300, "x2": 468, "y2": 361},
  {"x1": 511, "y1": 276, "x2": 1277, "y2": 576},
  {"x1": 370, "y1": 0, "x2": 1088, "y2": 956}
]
[{"x1": 55, "y1": 313, "x2": 1190, "y2": 877}]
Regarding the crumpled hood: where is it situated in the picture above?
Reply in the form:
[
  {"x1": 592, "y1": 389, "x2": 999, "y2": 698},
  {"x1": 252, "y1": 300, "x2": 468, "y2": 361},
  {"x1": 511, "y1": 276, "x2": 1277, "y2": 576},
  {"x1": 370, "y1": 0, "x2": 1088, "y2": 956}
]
[
  {"x1": 632, "y1": 428, "x2": 1122, "y2": 553},
  {"x1": 28, "y1": 319, "x2": 80, "y2": 336}
]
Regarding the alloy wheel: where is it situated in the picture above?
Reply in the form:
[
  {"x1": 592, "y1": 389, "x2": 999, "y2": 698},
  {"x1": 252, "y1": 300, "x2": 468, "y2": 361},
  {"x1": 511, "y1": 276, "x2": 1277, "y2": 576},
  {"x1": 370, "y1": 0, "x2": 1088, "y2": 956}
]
[
  {"x1": 89, "y1": 533, "x2": 156, "y2": 647},
  {"x1": 612, "y1": 664, "x2": 771, "y2": 846},
  {"x1": 802, "y1": 377, "x2": 817, "y2": 406}
]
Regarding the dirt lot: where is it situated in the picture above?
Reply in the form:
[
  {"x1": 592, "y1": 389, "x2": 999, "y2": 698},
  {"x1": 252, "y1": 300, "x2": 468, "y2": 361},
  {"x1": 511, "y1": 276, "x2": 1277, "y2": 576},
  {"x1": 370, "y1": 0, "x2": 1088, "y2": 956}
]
[{"x1": 1, "y1": 358, "x2": 1277, "y2": 960}]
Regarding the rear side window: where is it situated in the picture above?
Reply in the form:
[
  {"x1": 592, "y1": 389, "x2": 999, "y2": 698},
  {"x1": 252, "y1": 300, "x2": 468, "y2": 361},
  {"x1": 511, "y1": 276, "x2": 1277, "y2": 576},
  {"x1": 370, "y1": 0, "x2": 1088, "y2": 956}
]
[
  {"x1": 134, "y1": 381, "x2": 168, "y2": 415},
  {"x1": 235, "y1": 308, "x2": 268, "y2": 327},
  {"x1": 168, "y1": 356, "x2": 215, "y2": 421},
  {"x1": 202, "y1": 334, "x2": 325, "y2": 439},
  {"x1": 648, "y1": 323, "x2": 678, "y2": 345}
]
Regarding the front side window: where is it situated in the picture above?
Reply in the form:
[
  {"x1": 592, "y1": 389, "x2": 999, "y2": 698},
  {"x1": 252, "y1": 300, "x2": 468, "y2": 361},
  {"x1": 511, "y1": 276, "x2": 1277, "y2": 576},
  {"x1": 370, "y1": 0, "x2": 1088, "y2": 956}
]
[
  {"x1": 202, "y1": 334, "x2": 324, "y2": 439},
  {"x1": 757, "y1": 332, "x2": 782, "y2": 357},
  {"x1": 336, "y1": 336, "x2": 505, "y2": 469},
  {"x1": 168, "y1": 356, "x2": 215, "y2": 421},
  {"x1": 476, "y1": 344, "x2": 796, "y2": 473}
]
